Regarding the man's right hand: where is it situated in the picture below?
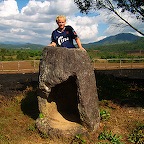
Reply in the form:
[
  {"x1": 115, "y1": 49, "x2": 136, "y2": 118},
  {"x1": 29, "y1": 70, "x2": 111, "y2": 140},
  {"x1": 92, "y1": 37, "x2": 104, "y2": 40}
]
[{"x1": 48, "y1": 42, "x2": 56, "y2": 47}]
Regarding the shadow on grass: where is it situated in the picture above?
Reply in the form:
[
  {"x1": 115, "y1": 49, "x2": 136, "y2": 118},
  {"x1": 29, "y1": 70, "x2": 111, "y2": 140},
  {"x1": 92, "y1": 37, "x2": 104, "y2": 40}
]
[
  {"x1": 95, "y1": 70, "x2": 144, "y2": 107},
  {"x1": 21, "y1": 81, "x2": 40, "y2": 120}
]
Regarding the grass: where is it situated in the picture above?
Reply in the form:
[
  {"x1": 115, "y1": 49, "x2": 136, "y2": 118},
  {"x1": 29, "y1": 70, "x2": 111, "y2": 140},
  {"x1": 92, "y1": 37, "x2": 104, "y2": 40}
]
[
  {"x1": 98, "y1": 130, "x2": 123, "y2": 144},
  {"x1": 0, "y1": 72, "x2": 144, "y2": 144},
  {"x1": 128, "y1": 123, "x2": 144, "y2": 144}
]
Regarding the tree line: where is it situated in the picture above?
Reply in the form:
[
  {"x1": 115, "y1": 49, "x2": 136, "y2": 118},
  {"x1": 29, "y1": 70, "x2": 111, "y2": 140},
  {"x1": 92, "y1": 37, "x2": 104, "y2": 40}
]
[{"x1": 0, "y1": 48, "x2": 42, "y2": 61}]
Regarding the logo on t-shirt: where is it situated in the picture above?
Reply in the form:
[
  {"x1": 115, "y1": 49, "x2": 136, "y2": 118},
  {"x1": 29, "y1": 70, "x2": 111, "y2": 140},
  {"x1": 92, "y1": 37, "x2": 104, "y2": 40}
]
[{"x1": 58, "y1": 36, "x2": 69, "y2": 46}]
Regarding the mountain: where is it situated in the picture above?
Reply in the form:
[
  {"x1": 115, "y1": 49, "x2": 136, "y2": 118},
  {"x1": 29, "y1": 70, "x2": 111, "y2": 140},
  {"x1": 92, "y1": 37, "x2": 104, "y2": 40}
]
[
  {"x1": 0, "y1": 42, "x2": 45, "y2": 50},
  {"x1": 1, "y1": 41, "x2": 25, "y2": 45},
  {"x1": 0, "y1": 33, "x2": 142, "y2": 49},
  {"x1": 83, "y1": 33, "x2": 142, "y2": 48}
]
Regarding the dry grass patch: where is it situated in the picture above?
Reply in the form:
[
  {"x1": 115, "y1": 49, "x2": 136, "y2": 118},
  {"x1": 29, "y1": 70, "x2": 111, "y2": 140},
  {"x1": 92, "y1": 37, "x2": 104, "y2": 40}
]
[{"x1": 0, "y1": 72, "x2": 143, "y2": 144}]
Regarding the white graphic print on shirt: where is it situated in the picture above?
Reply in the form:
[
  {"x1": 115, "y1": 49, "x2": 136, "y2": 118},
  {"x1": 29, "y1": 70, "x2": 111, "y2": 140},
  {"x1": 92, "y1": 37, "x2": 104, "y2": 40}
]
[{"x1": 58, "y1": 36, "x2": 69, "y2": 46}]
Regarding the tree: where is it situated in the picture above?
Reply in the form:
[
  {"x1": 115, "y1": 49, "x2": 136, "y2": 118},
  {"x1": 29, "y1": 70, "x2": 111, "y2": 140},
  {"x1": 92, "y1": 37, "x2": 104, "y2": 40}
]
[
  {"x1": 116, "y1": 0, "x2": 144, "y2": 21},
  {"x1": 74, "y1": 0, "x2": 144, "y2": 36},
  {"x1": 16, "y1": 51, "x2": 29, "y2": 60}
]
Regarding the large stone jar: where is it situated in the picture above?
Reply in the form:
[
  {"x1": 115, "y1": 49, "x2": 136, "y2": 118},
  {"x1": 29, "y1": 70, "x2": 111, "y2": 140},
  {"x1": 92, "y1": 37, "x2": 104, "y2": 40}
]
[{"x1": 36, "y1": 46, "x2": 100, "y2": 138}]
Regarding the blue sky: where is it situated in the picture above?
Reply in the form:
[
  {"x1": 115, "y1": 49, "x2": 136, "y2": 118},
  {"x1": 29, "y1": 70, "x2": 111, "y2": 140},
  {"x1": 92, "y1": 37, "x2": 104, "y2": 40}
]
[
  {"x1": 0, "y1": 0, "x2": 143, "y2": 45},
  {"x1": 16, "y1": 0, "x2": 29, "y2": 10}
]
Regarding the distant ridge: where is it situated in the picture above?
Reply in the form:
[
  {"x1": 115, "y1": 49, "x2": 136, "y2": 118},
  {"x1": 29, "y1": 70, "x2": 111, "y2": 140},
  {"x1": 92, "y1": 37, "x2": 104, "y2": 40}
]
[
  {"x1": 84, "y1": 33, "x2": 142, "y2": 48},
  {"x1": 0, "y1": 33, "x2": 142, "y2": 49},
  {"x1": 0, "y1": 42, "x2": 45, "y2": 50}
]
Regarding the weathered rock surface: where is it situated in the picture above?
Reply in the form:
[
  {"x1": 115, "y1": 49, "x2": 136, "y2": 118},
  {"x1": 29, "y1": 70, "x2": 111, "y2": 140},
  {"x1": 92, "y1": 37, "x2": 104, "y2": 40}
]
[{"x1": 36, "y1": 46, "x2": 100, "y2": 138}]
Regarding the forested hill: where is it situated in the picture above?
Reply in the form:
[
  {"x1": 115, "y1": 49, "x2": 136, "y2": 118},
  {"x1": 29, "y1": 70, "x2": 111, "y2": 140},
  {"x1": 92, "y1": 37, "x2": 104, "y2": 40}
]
[
  {"x1": 85, "y1": 37, "x2": 144, "y2": 52},
  {"x1": 83, "y1": 33, "x2": 142, "y2": 47},
  {"x1": 0, "y1": 33, "x2": 143, "y2": 51},
  {"x1": 0, "y1": 43, "x2": 45, "y2": 50}
]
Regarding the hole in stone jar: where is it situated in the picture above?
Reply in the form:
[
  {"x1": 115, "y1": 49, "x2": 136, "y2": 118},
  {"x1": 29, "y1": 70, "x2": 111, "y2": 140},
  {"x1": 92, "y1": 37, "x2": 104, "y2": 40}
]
[{"x1": 47, "y1": 76, "x2": 81, "y2": 124}]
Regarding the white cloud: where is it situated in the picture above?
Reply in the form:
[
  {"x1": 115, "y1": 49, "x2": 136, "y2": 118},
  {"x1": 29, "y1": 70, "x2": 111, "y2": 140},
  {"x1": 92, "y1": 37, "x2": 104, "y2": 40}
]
[
  {"x1": 0, "y1": 0, "x2": 19, "y2": 16},
  {"x1": 98, "y1": 8, "x2": 144, "y2": 37},
  {"x1": 67, "y1": 16, "x2": 99, "y2": 43},
  {"x1": 21, "y1": 0, "x2": 50, "y2": 16},
  {"x1": 0, "y1": 0, "x2": 143, "y2": 45}
]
